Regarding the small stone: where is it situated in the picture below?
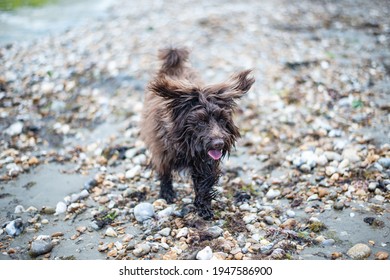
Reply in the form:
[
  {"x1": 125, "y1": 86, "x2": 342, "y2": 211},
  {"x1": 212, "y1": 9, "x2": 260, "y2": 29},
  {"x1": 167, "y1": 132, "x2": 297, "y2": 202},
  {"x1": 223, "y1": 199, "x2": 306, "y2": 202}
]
[
  {"x1": 286, "y1": 210, "x2": 295, "y2": 218},
  {"x1": 163, "y1": 250, "x2": 178, "y2": 260},
  {"x1": 14, "y1": 205, "x2": 25, "y2": 214},
  {"x1": 105, "y1": 227, "x2": 117, "y2": 237},
  {"x1": 347, "y1": 243, "x2": 371, "y2": 259},
  {"x1": 264, "y1": 216, "x2": 274, "y2": 225},
  {"x1": 28, "y1": 157, "x2": 39, "y2": 165},
  {"x1": 196, "y1": 246, "x2": 213, "y2": 260},
  {"x1": 29, "y1": 235, "x2": 53, "y2": 257},
  {"x1": 316, "y1": 154, "x2": 328, "y2": 166},
  {"x1": 342, "y1": 148, "x2": 360, "y2": 163},
  {"x1": 122, "y1": 234, "x2": 134, "y2": 242},
  {"x1": 212, "y1": 252, "x2": 228, "y2": 260},
  {"x1": 322, "y1": 239, "x2": 335, "y2": 246},
  {"x1": 374, "y1": 251, "x2": 389, "y2": 260},
  {"x1": 307, "y1": 194, "x2": 319, "y2": 201},
  {"x1": 205, "y1": 226, "x2": 223, "y2": 238},
  {"x1": 158, "y1": 228, "x2": 171, "y2": 237},
  {"x1": 134, "y1": 203, "x2": 155, "y2": 222},
  {"x1": 107, "y1": 248, "x2": 118, "y2": 257},
  {"x1": 41, "y1": 206, "x2": 56, "y2": 215},
  {"x1": 333, "y1": 201, "x2": 344, "y2": 210},
  {"x1": 338, "y1": 159, "x2": 350, "y2": 170},
  {"x1": 125, "y1": 165, "x2": 141, "y2": 179},
  {"x1": 266, "y1": 189, "x2": 281, "y2": 200},
  {"x1": 325, "y1": 166, "x2": 337, "y2": 176},
  {"x1": 133, "y1": 244, "x2": 151, "y2": 257},
  {"x1": 55, "y1": 201, "x2": 67, "y2": 215},
  {"x1": 243, "y1": 213, "x2": 257, "y2": 224},
  {"x1": 5, "y1": 218, "x2": 24, "y2": 237},
  {"x1": 157, "y1": 206, "x2": 174, "y2": 219},
  {"x1": 176, "y1": 227, "x2": 189, "y2": 238},
  {"x1": 331, "y1": 252, "x2": 342, "y2": 259},
  {"x1": 324, "y1": 151, "x2": 341, "y2": 162},
  {"x1": 368, "y1": 182, "x2": 378, "y2": 191},
  {"x1": 51, "y1": 232, "x2": 64, "y2": 238},
  {"x1": 299, "y1": 164, "x2": 311, "y2": 172},
  {"x1": 84, "y1": 178, "x2": 98, "y2": 190},
  {"x1": 5, "y1": 121, "x2": 24, "y2": 136},
  {"x1": 378, "y1": 158, "x2": 390, "y2": 169},
  {"x1": 76, "y1": 226, "x2": 87, "y2": 233},
  {"x1": 234, "y1": 252, "x2": 243, "y2": 260},
  {"x1": 318, "y1": 187, "x2": 329, "y2": 198}
]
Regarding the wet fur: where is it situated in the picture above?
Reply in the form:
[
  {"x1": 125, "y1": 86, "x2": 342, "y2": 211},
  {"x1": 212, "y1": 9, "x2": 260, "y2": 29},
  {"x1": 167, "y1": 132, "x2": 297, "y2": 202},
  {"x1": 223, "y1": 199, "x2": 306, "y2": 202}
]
[{"x1": 140, "y1": 47, "x2": 254, "y2": 219}]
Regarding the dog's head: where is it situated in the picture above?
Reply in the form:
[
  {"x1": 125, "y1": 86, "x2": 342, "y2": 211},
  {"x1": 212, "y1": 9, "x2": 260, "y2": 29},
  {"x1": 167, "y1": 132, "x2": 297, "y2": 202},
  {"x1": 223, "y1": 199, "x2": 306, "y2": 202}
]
[{"x1": 149, "y1": 70, "x2": 255, "y2": 161}]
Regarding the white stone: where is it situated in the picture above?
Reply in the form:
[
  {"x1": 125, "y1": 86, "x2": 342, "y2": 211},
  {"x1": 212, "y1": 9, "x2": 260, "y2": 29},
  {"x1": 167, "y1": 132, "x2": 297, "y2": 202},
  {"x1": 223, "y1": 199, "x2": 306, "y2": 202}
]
[
  {"x1": 55, "y1": 201, "x2": 67, "y2": 215},
  {"x1": 176, "y1": 227, "x2": 189, "y2": 238},
  {"x1": 196, "y1": 246, "x2": 213, "y2": 260},
  {"x1": 5, "y1": 121, "x2": 24, "y2": 136},
  {"x1": 134, "y1": 203, "x2": 155, "y2": 222},
  {"x1": 105, "y1": 227, "x2": 118, "y2": 237},
  {"x1": 266, "y1": 189, "x2": 281, "y2": 200}
]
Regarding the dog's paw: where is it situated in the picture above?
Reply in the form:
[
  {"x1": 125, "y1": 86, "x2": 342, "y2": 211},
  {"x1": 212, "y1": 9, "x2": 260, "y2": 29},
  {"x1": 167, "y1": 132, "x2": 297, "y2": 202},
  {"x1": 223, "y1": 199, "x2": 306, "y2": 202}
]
[
  {"x1": 197, "y1": 206, "x2": 214, "y2": 220},
  {"x1": 160, "y1": 189, "x2": 177, "y2": 204}
]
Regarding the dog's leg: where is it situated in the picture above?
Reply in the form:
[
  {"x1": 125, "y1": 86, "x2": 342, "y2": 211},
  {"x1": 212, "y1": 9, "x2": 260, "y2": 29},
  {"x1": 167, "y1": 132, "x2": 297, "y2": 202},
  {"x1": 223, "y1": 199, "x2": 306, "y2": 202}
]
[
  {"x1": 159, "y1": 172, "x2": 176, "y2": 203},
  {"x1": 192, "y1": 163, "x2": 219, "y2": 219}
]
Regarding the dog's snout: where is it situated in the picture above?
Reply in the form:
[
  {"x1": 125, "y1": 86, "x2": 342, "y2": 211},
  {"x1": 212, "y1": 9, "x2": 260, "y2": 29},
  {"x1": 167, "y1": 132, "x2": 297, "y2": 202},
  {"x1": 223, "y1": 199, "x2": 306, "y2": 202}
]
[{"x1": 211, "y1": 139, "x2": 224, "y2": 150}]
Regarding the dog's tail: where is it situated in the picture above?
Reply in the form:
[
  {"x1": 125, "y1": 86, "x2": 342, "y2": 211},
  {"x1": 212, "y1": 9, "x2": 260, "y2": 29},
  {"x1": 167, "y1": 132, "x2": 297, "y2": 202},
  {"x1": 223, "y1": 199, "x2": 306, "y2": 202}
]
[{"x1": 158, "y1": 47, "x2": 189, "y2": 76}]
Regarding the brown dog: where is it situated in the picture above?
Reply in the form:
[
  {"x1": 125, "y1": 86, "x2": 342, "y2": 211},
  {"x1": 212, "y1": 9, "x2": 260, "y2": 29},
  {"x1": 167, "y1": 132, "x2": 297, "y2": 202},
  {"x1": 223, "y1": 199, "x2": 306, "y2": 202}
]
[{"x1": 140, "y1": 48, "x2": 254, "y2": 219}]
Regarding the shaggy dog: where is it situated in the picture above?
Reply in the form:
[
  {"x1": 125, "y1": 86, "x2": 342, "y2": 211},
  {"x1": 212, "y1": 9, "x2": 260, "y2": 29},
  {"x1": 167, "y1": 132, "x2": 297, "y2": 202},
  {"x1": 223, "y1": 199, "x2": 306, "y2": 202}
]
[{"x1": 140, "y1": 48, "x2": 254, "y2": 219}]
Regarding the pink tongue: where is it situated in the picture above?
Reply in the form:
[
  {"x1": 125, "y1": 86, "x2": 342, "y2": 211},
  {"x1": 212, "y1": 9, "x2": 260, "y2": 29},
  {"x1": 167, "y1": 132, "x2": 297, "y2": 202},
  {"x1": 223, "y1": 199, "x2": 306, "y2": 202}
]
[{"x1": 208, "y1": 150, "x2": 222, "y2": 160}]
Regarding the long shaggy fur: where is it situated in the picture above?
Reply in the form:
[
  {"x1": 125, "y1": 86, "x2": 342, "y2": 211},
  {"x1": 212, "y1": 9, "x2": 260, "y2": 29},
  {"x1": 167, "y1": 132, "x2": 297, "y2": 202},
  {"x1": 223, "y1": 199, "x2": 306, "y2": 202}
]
[{"x1": 140, "y1": 47, "x2": 255, "y2": 219}]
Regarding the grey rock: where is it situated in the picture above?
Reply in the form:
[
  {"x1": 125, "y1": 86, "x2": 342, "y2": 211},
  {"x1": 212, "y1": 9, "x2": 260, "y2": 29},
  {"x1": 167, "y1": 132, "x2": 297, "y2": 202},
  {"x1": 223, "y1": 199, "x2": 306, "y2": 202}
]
[
  {"x1": 368, "y1": 182, "x2": 378, "y2": 191},
  {"x1": 378, "y1": 157, "x2": 390, "y2": 168},
  {"x1": 333, "y1": 201, "x2": 344, "y2": 210},
  {"x1": 322, "y1": 239, "x2": 335, "y2": 246},
  {"x1": 30, "y1": 235, "x2": 54, "y2": 257},
  {"x1": 157, "y1": 206, "x2": 174, "y2": 219},
  {"x1": 134, "y1": 202, "x2": 155, "y2": 222},
  {"x1": 264, "y1": 216, "x2": 274, "y2": 225},
  {"x1": 286, "y1": 210, "x2": 296, "y2": 218},
  {"x1": 158, "y1": 227, "x2": 171, "y2": 237},
  {"x1": 205, "y1": 226, "x2": 223, "y2": 238},
  {"x1": 133, "y1": 243, "x2": 151, "y2": 257}
]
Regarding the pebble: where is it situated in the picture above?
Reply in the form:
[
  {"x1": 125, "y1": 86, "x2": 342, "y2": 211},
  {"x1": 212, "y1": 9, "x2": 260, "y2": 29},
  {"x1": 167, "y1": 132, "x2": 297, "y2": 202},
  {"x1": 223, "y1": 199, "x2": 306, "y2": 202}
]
[
  {"x1": 157, "y1": 206, "x2": 174, "y2": 219},
  {"x1": 347, "y1": 243, "x2": 371, "y2": 259},
  {"x1": 205, "y1": 226, "x2": 224, "y2": 238},
  {"x1": 322, "y1": 239, "x2": 335, "y2": 246},
  {"x1": 286, "y1": 209, "x2": 296, "y2": 218},
  {"x1": 5, "y1": 218, "x2": 24, "y2": 237},
  {"x1": 5, "y1": 121, "x2": 24, "y2": 136},
  {"x1": 105, "y1": 227, "x2": 118, "y2": 237},
  {"x1": 374, "y1": 251, "x2": 389, "y2": 260},
  {"x1": 196, "y1": 246, "x2": 213, "y2": 260},
  {"x1": 55, "y1": 201, "x2": 67, "y2": 215},
  {"x1": 29, "y1": 235, "x2": 54, "y2": 257},
  {"x1": 316, "y1": 154, "x2": 328, "y2": 166},
  {"x1": 342, "y1": 148, "x2": 360, "y2": 162},
  {"x1": 133, "y1": 202, "x2": 155, "y2": 222},
  {"x1": 307, "y1": 194, "x2": 319, "y2": 201},
  {"x1": 266, "y1": 189, "x2": 281, "y2": 200},
  {"x1": 378, "y1": 158, "x2": 390, "y2": 168},
  {"x1": 325, "y1": 166, "x2": 337, "y2": 176},
  {"x1": 333, "y1": 201, "x2": 344, "y2": 210},
  {"x1": 158, "y1": 228, "x2": 171, "y2": 237},
  {"x1": 133, "y1": 244, "x2": 151, "y2": 257},
  {"x1": 368, "y1": 182, "x2": 378, "y2": 191},
  {"x1": 125, "y1": 165, "x2": 141, "y2": 179},
  {"x1": 264, "y1": 216, "x2": 274, "y2": 225},
  {"x1": 14, "y1": 205, "x2": 25, "y2": 213},
  {"x1": 243, "y1": 213, "x2": 257, "y2": 224},
  {"x1": 176, "y1": 227, "x2": 189, "y2": 238}
]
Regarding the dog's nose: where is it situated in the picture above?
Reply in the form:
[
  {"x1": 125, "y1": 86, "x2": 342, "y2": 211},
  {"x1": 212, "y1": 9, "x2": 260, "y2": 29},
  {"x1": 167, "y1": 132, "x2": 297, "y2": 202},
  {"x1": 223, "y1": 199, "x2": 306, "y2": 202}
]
[{"x1": 211, "y1": 139, "x2": 224, "y2": 150}]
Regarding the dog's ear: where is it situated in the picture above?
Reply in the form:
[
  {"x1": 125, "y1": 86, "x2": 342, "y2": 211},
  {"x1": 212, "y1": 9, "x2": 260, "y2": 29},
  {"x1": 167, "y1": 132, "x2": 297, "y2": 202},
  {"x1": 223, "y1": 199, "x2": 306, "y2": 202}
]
[
  {"x1": 148, "y1": 77, "x2": 198, "y2": 100},
  {"x1": 205, "y1": 70, "x2": 255, "y2": 106}
]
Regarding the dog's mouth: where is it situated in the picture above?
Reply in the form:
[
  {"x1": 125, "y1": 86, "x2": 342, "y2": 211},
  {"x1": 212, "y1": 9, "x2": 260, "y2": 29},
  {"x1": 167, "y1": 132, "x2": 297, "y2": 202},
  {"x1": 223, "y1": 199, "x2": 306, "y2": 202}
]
[{"x1": 208, "y1": 150, "x2": 223, "y2": 161}]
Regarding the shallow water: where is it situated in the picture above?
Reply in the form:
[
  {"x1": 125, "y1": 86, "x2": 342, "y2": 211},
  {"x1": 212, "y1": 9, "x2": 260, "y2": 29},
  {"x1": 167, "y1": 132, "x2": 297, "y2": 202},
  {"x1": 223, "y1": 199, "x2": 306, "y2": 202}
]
[{"x1": 0, "y1": 0, "x2": 113, "y2": 45}]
